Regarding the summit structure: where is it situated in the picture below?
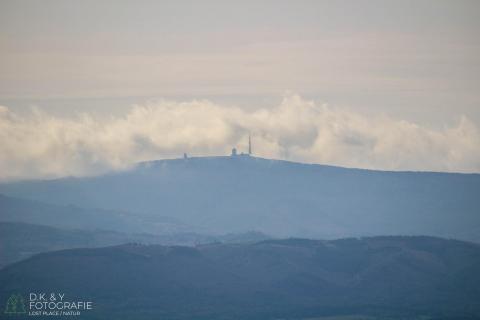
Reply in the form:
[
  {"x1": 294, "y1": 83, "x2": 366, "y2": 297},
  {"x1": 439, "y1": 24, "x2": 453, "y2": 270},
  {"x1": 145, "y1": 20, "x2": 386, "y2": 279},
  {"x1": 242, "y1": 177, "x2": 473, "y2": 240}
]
[
  {"x1": 248, "y1": 134, "x2": 252, "y2": 155},
  {"x1": 230, "y1": 134, "x2": 252, "y2": 157}
]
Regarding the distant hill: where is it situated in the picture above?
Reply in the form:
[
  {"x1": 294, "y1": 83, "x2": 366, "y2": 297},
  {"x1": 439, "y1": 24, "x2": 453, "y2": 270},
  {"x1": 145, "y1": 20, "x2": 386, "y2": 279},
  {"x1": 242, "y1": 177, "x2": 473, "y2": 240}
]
[
  {"x1": 1, "y1": 236, "x2": 479, "y2": 319},
  {"x1": 0, "y1": 222, "x2": 131, "y2": 269},
  {"x1": 0, "y1": 222, "x2": 270, "y2": 269},
  {"x1": 0, "y1": 156, "x2": 479, "y2": 241}
]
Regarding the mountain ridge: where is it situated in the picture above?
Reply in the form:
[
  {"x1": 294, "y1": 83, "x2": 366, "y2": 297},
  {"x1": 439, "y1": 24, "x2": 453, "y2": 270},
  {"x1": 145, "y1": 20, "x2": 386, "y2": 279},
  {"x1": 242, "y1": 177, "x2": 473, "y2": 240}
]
[{"x1": 138, "y1": 155, "x2": 480, "y2": 175}]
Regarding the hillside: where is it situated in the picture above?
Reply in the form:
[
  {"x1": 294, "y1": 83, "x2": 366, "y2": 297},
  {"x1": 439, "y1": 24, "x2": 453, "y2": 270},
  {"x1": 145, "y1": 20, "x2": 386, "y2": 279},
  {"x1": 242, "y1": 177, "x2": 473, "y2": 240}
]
[
  {"x1": 1, "y1": 156, "x2": 479, "y2": 241},
  {"x1": 0, "y1": 193, "x2": 191, "y2": 234},
  {"x1": 1, "y1": 236, "x2": 479, "y2": 319}
]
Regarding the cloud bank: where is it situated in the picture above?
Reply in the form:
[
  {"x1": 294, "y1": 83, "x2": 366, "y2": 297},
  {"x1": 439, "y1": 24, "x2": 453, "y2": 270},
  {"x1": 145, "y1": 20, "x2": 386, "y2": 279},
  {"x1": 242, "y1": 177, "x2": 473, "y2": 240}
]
[{"x1": 0, "y1": 94, "x2": 479, "y2": 181}]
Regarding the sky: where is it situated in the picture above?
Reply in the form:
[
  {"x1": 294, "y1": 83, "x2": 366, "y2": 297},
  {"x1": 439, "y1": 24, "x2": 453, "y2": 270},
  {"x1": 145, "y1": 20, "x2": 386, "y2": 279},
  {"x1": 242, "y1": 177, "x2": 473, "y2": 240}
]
[{"x1": 0, "y1": 0, "x2": 479, "y2": 180}]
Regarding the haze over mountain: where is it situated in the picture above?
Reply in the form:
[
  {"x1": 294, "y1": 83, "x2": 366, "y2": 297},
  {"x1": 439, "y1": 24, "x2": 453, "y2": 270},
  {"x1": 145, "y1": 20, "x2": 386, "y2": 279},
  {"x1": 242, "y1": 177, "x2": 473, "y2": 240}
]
[
  {"x1": 1, "y1": 236, "x2": 479, "y2": 319},
  {"x1": 0, "y1": 193, "x2": 270, "y2": 268},
  {"x1": 0, "y1": 222, "x2": 269, "y2": 268},
  {"x1": 1, "y1": 156, "x2": 478, "y2": 242}
]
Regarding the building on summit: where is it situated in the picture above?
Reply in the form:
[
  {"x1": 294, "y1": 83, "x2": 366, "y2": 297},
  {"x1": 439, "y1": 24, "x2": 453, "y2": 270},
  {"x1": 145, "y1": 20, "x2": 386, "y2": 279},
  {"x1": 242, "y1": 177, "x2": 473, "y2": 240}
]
[{"x1": 231, "y1": 134, "x2": 252, "y2": 157}]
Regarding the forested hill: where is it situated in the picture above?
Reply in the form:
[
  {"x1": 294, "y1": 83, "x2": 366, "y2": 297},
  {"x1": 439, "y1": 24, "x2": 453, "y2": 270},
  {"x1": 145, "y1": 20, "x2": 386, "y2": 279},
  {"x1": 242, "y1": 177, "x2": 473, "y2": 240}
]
[{"x1": 1, "y1": 236, "x2": 479, "y2": 319}]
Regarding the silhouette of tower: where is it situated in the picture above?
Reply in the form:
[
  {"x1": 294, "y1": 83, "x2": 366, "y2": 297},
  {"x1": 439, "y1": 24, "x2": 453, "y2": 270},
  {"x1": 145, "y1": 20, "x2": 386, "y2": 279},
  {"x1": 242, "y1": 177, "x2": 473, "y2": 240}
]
[{"x1": 248, "y1": 134, "x2": 252, "y2": 155}]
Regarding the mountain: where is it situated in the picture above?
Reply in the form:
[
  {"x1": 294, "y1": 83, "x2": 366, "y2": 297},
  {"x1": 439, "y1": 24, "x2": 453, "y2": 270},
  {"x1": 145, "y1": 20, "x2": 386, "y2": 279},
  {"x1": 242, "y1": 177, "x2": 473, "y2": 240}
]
[
  {"x1": 1, "y1": 156, "x2": 478, "y2": 241},
  {"x1": 1, "y1": 236, "x2": 479, "y2": 319}
]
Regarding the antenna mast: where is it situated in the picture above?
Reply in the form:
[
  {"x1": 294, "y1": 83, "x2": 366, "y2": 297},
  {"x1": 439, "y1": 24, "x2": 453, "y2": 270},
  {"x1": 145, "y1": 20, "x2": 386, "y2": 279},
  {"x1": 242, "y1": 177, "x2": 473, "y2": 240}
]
[{"x1": 248, "y1": 133, "x2": 252, "y2": 155}]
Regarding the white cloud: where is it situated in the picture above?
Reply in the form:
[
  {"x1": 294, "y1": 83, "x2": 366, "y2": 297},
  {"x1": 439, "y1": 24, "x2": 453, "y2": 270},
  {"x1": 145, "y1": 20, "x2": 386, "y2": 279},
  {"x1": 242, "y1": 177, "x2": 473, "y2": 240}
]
[{"x1": 0, "y1": 94, "x2": 479, "y2": 181}]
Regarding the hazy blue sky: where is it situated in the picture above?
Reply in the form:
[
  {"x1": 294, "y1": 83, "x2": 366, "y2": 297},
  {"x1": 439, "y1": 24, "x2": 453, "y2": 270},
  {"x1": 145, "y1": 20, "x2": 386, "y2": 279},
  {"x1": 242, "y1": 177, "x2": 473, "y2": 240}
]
[{"x1": 0, "y1": 0, "x2": 479, "y2": 178}]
